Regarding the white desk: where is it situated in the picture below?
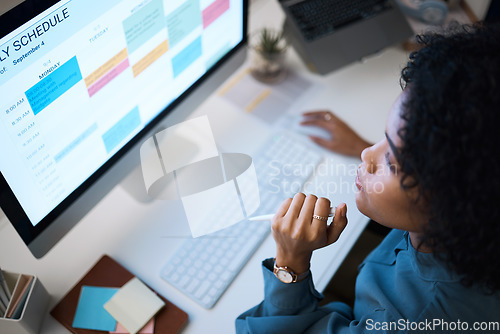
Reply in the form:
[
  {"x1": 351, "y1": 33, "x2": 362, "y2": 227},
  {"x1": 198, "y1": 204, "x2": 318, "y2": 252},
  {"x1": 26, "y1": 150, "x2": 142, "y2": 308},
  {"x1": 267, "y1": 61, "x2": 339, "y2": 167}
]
[{"x1": 0, "y1": 1, "x2": 409, "y2": 333}]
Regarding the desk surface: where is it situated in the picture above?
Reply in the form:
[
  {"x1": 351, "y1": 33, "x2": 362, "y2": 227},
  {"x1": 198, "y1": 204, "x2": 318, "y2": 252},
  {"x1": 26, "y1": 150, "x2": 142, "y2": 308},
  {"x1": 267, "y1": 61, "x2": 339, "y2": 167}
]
[{"x1": 0, "y1": 1, "x2": 409, "y2": 333}]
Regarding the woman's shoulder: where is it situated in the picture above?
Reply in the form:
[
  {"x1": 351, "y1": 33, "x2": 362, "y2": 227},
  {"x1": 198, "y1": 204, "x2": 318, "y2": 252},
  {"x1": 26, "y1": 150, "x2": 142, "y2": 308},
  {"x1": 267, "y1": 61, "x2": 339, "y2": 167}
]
[
  {"x1": 358, "y1": 229, "x2": 500, "y2": 323},
  {"x1": 417, "y1": 280, "x2": 500, "y2": 325}
]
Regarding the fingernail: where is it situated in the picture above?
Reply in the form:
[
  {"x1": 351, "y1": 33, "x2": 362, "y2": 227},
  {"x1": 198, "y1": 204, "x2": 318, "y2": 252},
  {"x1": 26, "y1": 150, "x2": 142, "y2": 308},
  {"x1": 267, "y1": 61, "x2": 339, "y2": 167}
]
[{"x1": 340, "y1": 204, "x2": 346, "y2": 217}]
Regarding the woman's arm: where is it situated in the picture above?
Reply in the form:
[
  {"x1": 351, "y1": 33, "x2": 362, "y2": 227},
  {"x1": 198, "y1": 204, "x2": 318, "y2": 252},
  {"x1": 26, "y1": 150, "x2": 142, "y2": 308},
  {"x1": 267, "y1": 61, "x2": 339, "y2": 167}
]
[
  {"x1": 236, "y1": 194, "x2": 351, "y2": 332},
  {"x1": 235, "y1": 258, "x2": 355, "y2": 334}
]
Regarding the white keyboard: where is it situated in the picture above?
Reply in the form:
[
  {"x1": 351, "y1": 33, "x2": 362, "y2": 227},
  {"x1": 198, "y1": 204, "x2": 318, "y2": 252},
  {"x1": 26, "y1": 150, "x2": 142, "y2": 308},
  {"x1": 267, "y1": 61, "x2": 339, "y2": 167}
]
[{"x1": 160, "y1": 132, "x2": 323, "y2": 308}]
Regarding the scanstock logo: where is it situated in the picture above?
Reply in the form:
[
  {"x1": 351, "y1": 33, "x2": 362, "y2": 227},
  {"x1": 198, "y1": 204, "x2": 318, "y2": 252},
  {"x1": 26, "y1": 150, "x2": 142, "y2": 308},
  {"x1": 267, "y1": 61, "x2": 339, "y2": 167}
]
[{"x1": 140, "y1": 115, "x2": 260, "y2": 237}]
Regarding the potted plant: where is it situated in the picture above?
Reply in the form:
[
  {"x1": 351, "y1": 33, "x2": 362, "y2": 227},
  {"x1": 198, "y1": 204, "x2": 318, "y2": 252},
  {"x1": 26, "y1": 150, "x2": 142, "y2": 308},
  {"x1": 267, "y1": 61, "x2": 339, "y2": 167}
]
[{"x1": 250, "y1": 28, "x2": 288, "y2": 83}]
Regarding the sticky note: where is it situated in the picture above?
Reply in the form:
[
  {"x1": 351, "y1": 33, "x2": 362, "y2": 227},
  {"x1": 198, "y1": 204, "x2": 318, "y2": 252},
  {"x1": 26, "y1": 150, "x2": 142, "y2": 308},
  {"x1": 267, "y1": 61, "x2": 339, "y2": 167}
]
[
  {"x1": 110, "y1": 318, "x2": 155, "y2": 334},
  {"x1": 72, "y1": 286, "x2": 118, "y2": 331},
  {"x1": 104, "y1": 277, "x2": 164, "y2": 334}
]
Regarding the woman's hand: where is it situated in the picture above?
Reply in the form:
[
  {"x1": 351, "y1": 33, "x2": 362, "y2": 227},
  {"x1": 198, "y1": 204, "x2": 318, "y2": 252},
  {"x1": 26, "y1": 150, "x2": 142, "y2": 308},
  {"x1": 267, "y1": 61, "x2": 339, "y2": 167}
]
[
  {"x1": 301, "y1": 111, "x2": 372, "y2": 157},
  {"x1": 272, "y1": 193, "x2": 348, "y2": 275}
]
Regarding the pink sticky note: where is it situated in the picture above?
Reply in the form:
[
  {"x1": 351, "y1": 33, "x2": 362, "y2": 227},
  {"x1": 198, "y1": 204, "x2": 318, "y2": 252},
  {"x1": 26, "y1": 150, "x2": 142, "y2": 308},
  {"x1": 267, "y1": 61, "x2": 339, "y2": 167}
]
[
  {"x1": 202, "y1": 0, "x2": 229, "y2": 28},
  {"x1": 88, "y1": 58, "x2": 130, "y2": 98},
  {"x1": 109, "y1": 318, "x2": 155, "y2": 334}
]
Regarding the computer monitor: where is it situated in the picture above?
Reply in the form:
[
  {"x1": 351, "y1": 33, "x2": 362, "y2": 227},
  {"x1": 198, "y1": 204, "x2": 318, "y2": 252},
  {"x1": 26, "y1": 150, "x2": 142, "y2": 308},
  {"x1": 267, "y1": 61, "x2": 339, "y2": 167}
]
[{"x1": 0, "y1": 0, "x2": 248, "y2": 258}]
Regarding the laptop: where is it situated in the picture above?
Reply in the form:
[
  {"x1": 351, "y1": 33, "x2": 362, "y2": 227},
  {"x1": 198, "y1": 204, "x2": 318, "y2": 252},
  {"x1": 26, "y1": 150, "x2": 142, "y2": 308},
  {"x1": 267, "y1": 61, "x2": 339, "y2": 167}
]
[{"x1": 280, "y1": 0, "x2": 413, "y2": 74}]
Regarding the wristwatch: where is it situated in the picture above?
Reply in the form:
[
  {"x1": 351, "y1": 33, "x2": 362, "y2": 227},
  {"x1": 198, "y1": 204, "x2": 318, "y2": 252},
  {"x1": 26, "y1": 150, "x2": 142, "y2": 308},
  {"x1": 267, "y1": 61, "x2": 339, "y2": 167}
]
[{"x1": 273, "y1": 259, "x2": 310, "y2": 283}]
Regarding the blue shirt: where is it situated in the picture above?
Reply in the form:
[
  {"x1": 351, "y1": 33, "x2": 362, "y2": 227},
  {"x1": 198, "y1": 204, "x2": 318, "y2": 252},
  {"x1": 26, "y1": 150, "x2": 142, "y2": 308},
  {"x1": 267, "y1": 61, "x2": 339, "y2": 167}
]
[{"x1": 236, "y1": 230, "x2": 500, "y2": 333}]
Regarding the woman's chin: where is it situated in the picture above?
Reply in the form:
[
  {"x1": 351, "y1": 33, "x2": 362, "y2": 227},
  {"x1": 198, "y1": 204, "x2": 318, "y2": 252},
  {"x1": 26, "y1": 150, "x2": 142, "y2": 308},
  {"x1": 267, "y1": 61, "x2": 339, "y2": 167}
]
[
  {"x1": 354, "y1": 193, "x2": 368, "y2": 216},
  {"x1": 354, "y1": 194, "x2": 378, "y2": 224}
]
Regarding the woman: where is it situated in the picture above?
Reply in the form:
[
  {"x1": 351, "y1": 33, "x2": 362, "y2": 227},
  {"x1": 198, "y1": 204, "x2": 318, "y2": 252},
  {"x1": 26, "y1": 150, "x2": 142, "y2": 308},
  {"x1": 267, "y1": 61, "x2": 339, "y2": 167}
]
[{"x1": 236, "y1": 24, "x2": 500, "y2": 333}]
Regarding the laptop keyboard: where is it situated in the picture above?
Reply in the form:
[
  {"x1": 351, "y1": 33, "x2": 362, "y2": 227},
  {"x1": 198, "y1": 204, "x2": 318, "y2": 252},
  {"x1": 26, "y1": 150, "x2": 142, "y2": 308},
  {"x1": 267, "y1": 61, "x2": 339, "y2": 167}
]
[{"x1": 288, "y1": 0, "x2": 392, "y2": 41}]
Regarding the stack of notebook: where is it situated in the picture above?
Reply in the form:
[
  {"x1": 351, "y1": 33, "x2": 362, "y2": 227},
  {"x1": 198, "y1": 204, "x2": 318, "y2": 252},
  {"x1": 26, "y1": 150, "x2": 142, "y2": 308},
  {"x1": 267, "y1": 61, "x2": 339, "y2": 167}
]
[{"x1": 51, "y1": 255, "x2": 188, "y2": 334}]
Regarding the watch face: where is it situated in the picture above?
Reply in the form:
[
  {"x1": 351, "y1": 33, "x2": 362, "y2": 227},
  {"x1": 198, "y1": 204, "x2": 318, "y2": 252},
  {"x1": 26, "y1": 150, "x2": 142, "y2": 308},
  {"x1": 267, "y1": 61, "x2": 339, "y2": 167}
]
[{"x1": 276, "y1": 268, "x2": 293, "y2": 283}]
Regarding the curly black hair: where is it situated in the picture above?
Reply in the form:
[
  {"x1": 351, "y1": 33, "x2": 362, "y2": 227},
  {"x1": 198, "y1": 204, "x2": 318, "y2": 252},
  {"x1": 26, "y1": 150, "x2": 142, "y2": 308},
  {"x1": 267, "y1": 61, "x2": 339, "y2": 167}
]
[{"x1": 398, "y1": 23, "x2": 500, "y2": 293}]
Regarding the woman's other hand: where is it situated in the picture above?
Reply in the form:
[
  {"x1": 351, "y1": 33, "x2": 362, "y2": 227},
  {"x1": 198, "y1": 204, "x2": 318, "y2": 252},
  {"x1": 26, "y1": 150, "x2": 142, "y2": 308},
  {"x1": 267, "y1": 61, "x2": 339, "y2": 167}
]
[
  {"x1": 301, "y1": 111, "x2": 371, "y2": 157},
  {"x1": 272, "y1": 193, "x2": 348, "y2": 275}
]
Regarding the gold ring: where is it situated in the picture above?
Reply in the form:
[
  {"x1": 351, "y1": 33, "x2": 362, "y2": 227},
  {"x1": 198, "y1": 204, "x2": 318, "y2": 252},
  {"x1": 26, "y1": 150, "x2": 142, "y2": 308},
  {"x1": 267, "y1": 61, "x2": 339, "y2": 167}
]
[
  {"x1": 312, "y1": 214, "x2": 328, "y2": 222},
  {"x1": 324, "y1": 113, "x2": 332, "y2": 121}
]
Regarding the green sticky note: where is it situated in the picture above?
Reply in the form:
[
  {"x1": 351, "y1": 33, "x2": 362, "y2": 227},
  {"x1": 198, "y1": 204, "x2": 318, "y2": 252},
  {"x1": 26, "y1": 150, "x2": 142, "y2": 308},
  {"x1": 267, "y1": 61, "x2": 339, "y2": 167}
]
[
  {"x1": 72, "y1": 286, "x2": 119, "y2": 331},
  {"x1": 123, "y1": 0, "x2": 165, "y2": 53},
  {"x1": 166, "y1": 0, "x2": 202, "y2": 47}
]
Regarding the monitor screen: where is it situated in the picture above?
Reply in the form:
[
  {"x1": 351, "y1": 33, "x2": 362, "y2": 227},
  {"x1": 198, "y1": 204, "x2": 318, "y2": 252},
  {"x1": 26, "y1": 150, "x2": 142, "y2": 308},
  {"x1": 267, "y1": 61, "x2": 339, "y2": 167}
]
[{"x1": 0, "y1": 0, "x2": 247, "y2": 257}]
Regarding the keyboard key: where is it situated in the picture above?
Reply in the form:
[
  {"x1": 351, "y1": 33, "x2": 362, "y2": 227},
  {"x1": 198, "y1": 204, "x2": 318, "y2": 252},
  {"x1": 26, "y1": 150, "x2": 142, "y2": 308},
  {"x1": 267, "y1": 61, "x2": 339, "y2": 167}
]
[
  {"x1": 187, "y1": 280, "x2": 200, "y2": 294},
  {"x1": 178, "y1": 276, "x2": 191, "y2": 289},
  {"x1": 195, "y1": 281, "x2": 211, "y2": 299},
  {"x1": 208, "y1": 287, "x2": 219, "y2": 297}
]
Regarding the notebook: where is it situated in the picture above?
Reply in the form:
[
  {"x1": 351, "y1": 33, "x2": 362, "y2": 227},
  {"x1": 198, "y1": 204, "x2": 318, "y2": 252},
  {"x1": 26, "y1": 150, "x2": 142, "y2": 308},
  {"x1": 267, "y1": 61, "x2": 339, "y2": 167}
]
[
  {"x1": 280, "y1": 0, "x2": 414, "y2": 74},
  {"x1": 51, "y1": 255, "x2": 188, "y2": 334}
]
